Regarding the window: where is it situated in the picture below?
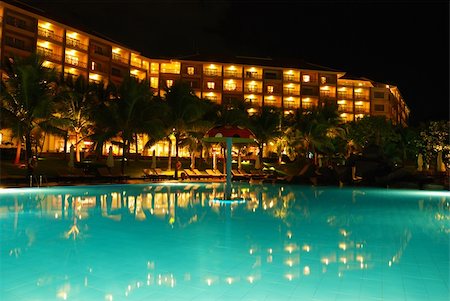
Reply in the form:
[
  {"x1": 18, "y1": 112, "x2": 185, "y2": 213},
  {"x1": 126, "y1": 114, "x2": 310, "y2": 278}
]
[
  {"x1": 302, "y1": 74, "x2": 311, "y2": 83},
  {"x1": 150, "y1": 77, "x2": 158, "y2": 89},
  {"x1": 187, "y1": 66, "x2": 195, "y2": 75},
  {"x1": 374, "y1": 104, "x2": 385, "y2": 112},
  {"x1": 207, "y1": 82, "x2": 215, "y2": 89},
  {"x1": 246, "y1": 71, "x2": 258, "y2": 78},
  {"x1": 374, "y1": 92, "x2": 385, "y2": 99},
  {"x1": 248, "y1": 84, "x2": 257, "y2": 93},
  {"x1": 320, "y1": 76, "x2": 327, "y2": 84},
  {"x1": 91, "y1": 61, "x2": 101, "y2": 71},
  {"x1": 166, "y1": 79, "x2": 173, "y2": 88},
  {"x1": 224, "y1": 81, "x2": 236, "y2": 91},
  {"x1": 267, "y1": 85, "x2": 274, "y2": 93}
]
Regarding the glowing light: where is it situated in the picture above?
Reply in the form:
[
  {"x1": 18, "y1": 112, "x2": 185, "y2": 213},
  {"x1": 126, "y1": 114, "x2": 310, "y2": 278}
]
[
  {"x1": 285, "y1": 273, "x2": 293, "y2": 281},
  {"x1": 286, "y1": 259, "x2": 294, "y2": 267},
  {"x1": 249, "y1": 248, "x2": 254, "y2": 255},
  {"x1": 303, "y1": 266, "x2": 310, "y2": 275},
  {"x1": 206, "y1": 278, "x2": 212, "y2": 286},
  {"x1": 105, "y1": 294, "x2": 113, "y2": 301},
  {"x1": 67, "y1": 31, "x2": 78, "y2": 38},
  {"x1": 268, "y1": 248, "x2": 273, "y2": 254},
  {"x1": 340, "y1": 229, "x2": 348, "y2": 236},
  {"x1": 247, "y1": 276, "x2": 254, "y2": 283},
  {"x1": 321, "y1": 257, "x2": 329, "y2": 265},
  {"x1": 55, "y1": 213, "x2": 59, "y2": 219},
  {"x1": 356, "y1": 255, "x2": 364, "y2": 263},
  {"x1": 338, "y1": 243, "x2": 346, "y2": 250},
  {"x1": 226, "y1": 277, "x2": 233, "y2": 285},
  {"x1": 340, "y1": 257, "x2": 347, "y2": 264},
  {"x1": 302, "y1": 245, "x2": 310, "y2": 252}
]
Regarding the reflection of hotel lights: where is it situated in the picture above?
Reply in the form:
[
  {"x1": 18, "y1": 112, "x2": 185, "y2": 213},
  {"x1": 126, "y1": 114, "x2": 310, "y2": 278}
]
[
  {"x1": 247, "y1": 276, "x2": 254, "y2": 283},
  {"x1": 340, "y1": 229, "x2": 348, "y2": 237},
  {"x1": 302, "y1": 245, "x2": 310, "y2": 252},
  {"x1": 268, "y1": 248, "x2": 273, "y2": 254},
  {"x1": 339, "y1": 242, "x2": 346, "y2": 250},
  {"x1": 286, "y1": 274, "x2": 293, "y2": 281},
  {"x1": 287, "y1": 231, "x2": 292, "y2": 239},
  {"x1": 322, "y1": 257, "x2": 329, "y2": 265},
  {"x1": 286, "y1": 259, "x2": 293, "y2": 267},
  {"x1": 340, "y1": 257, "x2": 347, "y2": 264},
  {"x1": 226, "y1": 277, "x2": 233, "y2": 285},
  {"x1": 249, "y1": 248, "x2": 254, "y2": 255},
  {"x1": 303, "y1": 266, "x2": 310, "y2": 275}
]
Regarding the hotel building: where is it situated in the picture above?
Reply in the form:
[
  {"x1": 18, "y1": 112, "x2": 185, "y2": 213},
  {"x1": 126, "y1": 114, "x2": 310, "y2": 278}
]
[{"x1": 0, "y1": 1, "x2": 409, "y2": 156}]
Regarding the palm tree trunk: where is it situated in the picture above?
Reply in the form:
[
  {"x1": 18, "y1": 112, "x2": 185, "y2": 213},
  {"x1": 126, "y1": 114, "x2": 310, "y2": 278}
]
[
  {"x1": 167, "y1": 137, "x2": 172, "y2": 171},
  {"x1": 135, "y1": 133, "x2": 139, "y2": 160},
  {"x1": 75, "y1": 132, "x2": 80, "y2": 162},
  {"x1": 25, "y1": 132, "x2": 33, "y2": 177},
  {"x1": 14, "y1": 137, "x2": 21, "y2": 164},
  {"x1": 174, "y1": 134, "x2": 179, "y2": 180},
  {"x1": 121, "y1": 139, "x2": 127, "y2": 175}
]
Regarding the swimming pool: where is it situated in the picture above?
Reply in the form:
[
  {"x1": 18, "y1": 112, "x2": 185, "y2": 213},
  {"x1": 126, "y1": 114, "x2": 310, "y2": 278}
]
[{"x1": 0, "y1": 183, "x2": 449, "y2": 301}]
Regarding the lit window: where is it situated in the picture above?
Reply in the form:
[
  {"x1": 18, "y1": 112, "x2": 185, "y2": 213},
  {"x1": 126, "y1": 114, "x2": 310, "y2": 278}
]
[
  {"x1": 267, "y1": 85, "x2": 274, "y2": 93},
  {"x1": 225, "y1": 81, "x2": 236, "y2": 91},
  {"x1": 207, "y1": 82, "x2": 215, "y2": 89},
  {"x1": 166, "y1": 79, "x2": 173, "y2": 88},
  {"x1": 302, "y1": 75, "x2": 310, "y2": 83},
  {"x1": 320, "y1": 76, "x2": 327, "y2": 84},
  {"x1": 187, "y1": 67, "x2": 194, "y2": 75},
  {"x1": 150, "y1": 77, "x2": 158, "y2": 89}
]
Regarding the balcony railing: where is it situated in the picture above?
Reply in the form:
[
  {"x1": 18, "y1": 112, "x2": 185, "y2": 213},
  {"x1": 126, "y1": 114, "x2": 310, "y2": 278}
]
[
  {"x1": 204, "y1": 70, "x2": 221, "y2": 77},
  {"x1": 4, "y1": 38, "x2": 33, "y2": 51},
  {"x1": 223, "y1": 87, "x2": 242, "y2": 93},
  {"x1": 245, "y1": 73, "x2": 262, "y2": 79},
  {"x1": 37, "y1": 46, "x2": 62, "y2": 61},
  {"x1": 355, "y1": 107, "x2": 369, "y2": 114},
  {"x1": 66, "y1": 37, "x2": 88, "y2": 51},
  {"x1": 244, "y1": 87, "x2": 262, "y2": 93},
  {"x1": 338, "y1": 105, "x2": 353, "y2": 112},
  {"x1": 284, "y1": 103, "x2": 299, "y2": 109},
  {"x1": 160, "y1": 68, "x2": 179, "y2": 74},
  {"x1": 337, "y1": 92, "x2": 351, "y2": 99},
  {"x1": 354, "y1": 94, "x2": 369, "y2": 101},
  {"x1": 283, "y1": 88, "x2": 300, "y2": 96},
  {"x1": 38, "y1": 27, "x2": 63, "y2": 42},
  {"x1": 112, "y1": 53, "x2": 129, "y2": 65},
  {"x1": 283, "y1": 75, "x2": 298, "y2": 82},
  {"x1": 223, "y1": 71, "x2": 241, "y2": 78},
  {"x1": 65, "y1": 55, "x2": 87, "y2": 69},
  {"x1": 302, "y1": 103, "x2": 316, "y2": 110},
  {"x1": 5, "y1": 16, "x2": 35, "y2": 32}
]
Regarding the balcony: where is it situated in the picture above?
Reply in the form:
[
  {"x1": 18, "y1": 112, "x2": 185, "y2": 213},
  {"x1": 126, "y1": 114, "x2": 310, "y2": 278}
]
[
  {"x1": 5, "y1": 16, "x2": 35, "y2": 32},
  {"x1": 302, "y1": 103, "x2": 315, "y2": 110},
  {"x1": 112, "y1": 53, "x2": 129, "y2": 65},
  {"x1": 283, "y1": 75, "x2": 298, "y2": 82},
  {"x1": 354, "y1": 93, "x2": 369, "y2": 101},
  {"x1": 223, "y1": 87, "x2": 242, "y2": 93},
  {"x1": 337, "y1": 92, "x2": 351, "y2": 99},
  {"x1": 355, "y1": 106, "x2": 369, "y2": 114},
  {"x1": 37, "y1": 46, "x2": 62, "y2": 62},
  {"x1": 65, "y1": 55, "x2": 87, "y2": 69},
  {"x1": 338, "y1": 105, "x2": 353, "y2": 112},
  {"x1": 245, "y1": 73, "x2": 262, "y2": 80},
  {"x1": 4, "y1": 37, "x2": 33, "y2": 51},
  {"x1": 38, "y1": 27, "x2": 63, "y2": 43},
  {"x1": 283, "y1": 88, "x2": 300, "y2": 96},
  {"x1": 284, "y1": 103, "x2": 299, "y2": 110},
  {"x1": 244, "y1": 87, "x2": 262, "y2": 93},
  {"x1": 66, "y1": 37, "x2": 88, "y2": 51},
  {"x1": 204, "y1": 69, "x2": 221, "y2": 77},
  {"x1": 223, "y1": 70, "x2": 241, "y2": 78}
]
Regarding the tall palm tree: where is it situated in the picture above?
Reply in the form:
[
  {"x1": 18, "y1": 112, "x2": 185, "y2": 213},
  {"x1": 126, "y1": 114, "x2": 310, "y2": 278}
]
[
  {"x1": 56, "y1": 74, "x2": 95, "y2": 162},
  {"x1": 162, "y1": 81, "x2": 210, "y2": 179},
  {"x1": 288, "y1": 103, "x2": 342, "y2": 164},
  {"x1": 111, "y1": 76, "x2": 166, "y2": 174},
  {"x1": 0, "y1": 54, "x2": 58, "y2": 174},
  {"x1": 249, "y1": 106, "x2": 282, "y2": 167}
]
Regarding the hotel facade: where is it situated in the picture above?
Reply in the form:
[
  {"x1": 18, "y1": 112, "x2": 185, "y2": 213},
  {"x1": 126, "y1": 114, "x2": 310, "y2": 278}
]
[{"x1": 0, "y1": 1, "x2": 409, "y2": 157}]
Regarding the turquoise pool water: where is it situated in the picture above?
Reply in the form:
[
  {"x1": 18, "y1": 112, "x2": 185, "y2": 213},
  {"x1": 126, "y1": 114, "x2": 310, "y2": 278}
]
[{"x1": 0, "y1": 183, "x2": 449, "y2": 301}]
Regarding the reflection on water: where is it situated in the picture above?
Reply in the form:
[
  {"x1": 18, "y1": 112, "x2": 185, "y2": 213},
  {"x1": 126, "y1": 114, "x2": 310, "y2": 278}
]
[{"x1": 0, "y1": 183, "x2": 449, "y2": 300}]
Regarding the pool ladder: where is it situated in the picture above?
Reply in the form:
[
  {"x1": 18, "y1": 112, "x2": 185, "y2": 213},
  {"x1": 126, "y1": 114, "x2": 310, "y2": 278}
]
[{"x1": 29, "y1": 175, "x2": 48, "y2": 187}]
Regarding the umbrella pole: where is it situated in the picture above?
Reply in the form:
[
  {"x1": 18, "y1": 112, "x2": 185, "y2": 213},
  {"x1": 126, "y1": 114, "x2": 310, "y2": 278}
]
[{"x1": 226, "y1": 137, "x2": 232, "y2": 200}]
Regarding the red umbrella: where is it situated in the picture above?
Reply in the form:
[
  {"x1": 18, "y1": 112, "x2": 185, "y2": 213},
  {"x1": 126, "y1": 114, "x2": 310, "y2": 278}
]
[{"x1": 204, "y1": 125, "x2": 256, "y2": 143}]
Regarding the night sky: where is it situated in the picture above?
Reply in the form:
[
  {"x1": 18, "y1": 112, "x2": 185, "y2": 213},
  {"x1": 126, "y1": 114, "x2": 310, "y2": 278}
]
[{"x1": 14, "y1": 0, "x2": 449, "y2": 126}]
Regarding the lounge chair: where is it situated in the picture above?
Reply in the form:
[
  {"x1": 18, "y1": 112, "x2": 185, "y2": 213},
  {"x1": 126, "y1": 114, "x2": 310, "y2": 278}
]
[
  {"x1": 205, "y1": 169, "x2": 225, "y2": 179},
  {"x1": 193, "y1": 169, "x2": 215, "y2": 179},
  {"x1": 182, "y1": 169, "x2": 203, "y2": 180},
  {"x1": 97, "y1": 167, "x2": 129, "y2": 182},
  {"x1": 232, "y1": 169, "x2": 250, "y2": 181}
]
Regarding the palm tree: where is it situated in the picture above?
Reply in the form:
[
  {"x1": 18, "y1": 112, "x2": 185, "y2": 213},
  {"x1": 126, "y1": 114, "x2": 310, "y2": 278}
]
[
  {"x1": 161, "y1": 81, "x2": 210, "y2": 179},
  {"x1": 249, "y1": 106, "x2": 282, "y2": 168},
  {"x1": 100, "y1": 76, "x2": 166, "y2": 174},
  {"x1": 0, "y1": 54, "x2": 58, "y2": 174},
  {"x1": 56, "y1": 74, "x2": 95, "y2": 162},
  {"x1": 288, "y1": 103, "x2": 342, "y2": 164}
]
